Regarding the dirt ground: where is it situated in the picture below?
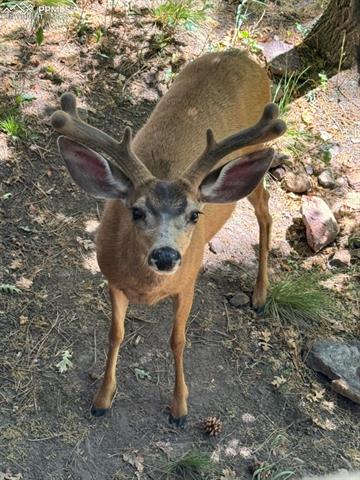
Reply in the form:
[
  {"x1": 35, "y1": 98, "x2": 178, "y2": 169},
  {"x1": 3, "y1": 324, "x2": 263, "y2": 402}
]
[{"x1": 0, "y1": 1, "x2": 359, "y2": 479}]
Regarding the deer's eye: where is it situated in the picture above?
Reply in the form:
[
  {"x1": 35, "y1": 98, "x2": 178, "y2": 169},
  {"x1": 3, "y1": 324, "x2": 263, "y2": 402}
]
[
  {"x1": 189, "y1": 211, "x2": 200, "y2": 224},
  {"x1": 132, "y1": 207, "x2": 146, "y2": 221}
]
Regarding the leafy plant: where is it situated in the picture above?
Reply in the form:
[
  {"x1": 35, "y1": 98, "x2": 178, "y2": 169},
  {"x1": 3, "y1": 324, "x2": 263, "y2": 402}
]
[
  {"x1": 318, "y1": 72, "x2": 329, "y2": 88},
  {"x1": 237, "y1": 30, "x2": 261, "y2": 53},
  {"x1": 134, "y1": 367, "x2": 151, "y2": 380},
  {"x1": 322, "y1": 147, "x2": 332, "y2": 165},
  {"x1": 70, "y1": 10, "x2": 94, "y2": 39},
  {"x1": 0, "y1": 115, "x2": 26, "y2": 139},
  {"x1": 42, "y1": 65, "x2": 63, "y2": 84},
  {"x1": 94, "y1": 27, "x2": 103, "y2": 44},
  {"x1": 35, "y1": 26, "x2": 44, "y2": 45},
  {"x1": 0, "y1": 283, "x2": 21, "y2": 294},
  {"x1": 295, "y1": 22, "x2": 310, "y2": 36},
  {"x1": 150, "y1": 32, "x2": 174, "y2": 51},
  {"x1": 56, "y1": 350, "x2": 73, "y2": 373},
  {"x1": 163, "y1": 66, "x2": 177, "y2": 84},
  {"x1": 15, "y1": 92, "x2": 37, "y2": 105},
  {"x1": 151, "y1": 0, "x2": 211, "y2": 33},
  {"x1": 45, "y1": 64, "x2": 56, "y2": 74},
  {"x1": 264, "y1": 273, "x2": 341, "y2": 324}
]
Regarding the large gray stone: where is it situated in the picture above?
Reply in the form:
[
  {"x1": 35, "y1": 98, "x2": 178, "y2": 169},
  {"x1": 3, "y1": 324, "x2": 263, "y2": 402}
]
[{"x1": 306, "y1": 339, "x2": 360, "y2": 405}]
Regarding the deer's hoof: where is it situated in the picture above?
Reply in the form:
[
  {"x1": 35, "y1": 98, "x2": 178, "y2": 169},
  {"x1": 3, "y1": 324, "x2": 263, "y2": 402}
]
[
  {"x1": 253, "y1": 303, "x2": 265, "y2": 315},
  {"x1": 91, "y1": 405, "x2": 109, "y2": 417},
  {"x1": 169, "y1": 413, "x2": 187, "y2": 428}
]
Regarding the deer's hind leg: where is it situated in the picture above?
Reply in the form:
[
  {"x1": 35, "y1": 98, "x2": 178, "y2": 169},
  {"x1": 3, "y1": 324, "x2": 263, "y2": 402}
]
[{"x1": 247, "y1": 180, "x2": 272, "y2": 312}]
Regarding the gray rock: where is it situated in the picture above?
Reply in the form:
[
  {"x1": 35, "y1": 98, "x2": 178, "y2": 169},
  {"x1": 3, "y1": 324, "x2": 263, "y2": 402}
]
[
  {"x1": 329, "y1": 249, "x2": 351, "y2": 268},
  {"x1": 305, "y1": 164, "x2": 314, "y2": 176},
  {"x1": 229, "y1": 292, "x2": 250, "y2": 308},
  {"x1": 284, "y1": 172, "x2": 311, "y2": 193},
  {"x1": 351, "y1": 249, "x2": 360, "y2": 260},
  {"x1": 335, "y1": 176, "x2": 349, "y2": 189},
  {"x1": 301, "y1": 196, "x2": 339, "y2": 252},
  {"x1": 271, "y1": 166, "x2": 286, "y2": 180},
  {"x1": 349, "y1": 236, "x2": 360, "y2": 249},
  {"x1": 347, "y1": 170, "x2": 360, "y2": 192},
  {"x1": 209, "y1": 238, "x2": 224, "y2": 254},
  {"x1": 259, "y1": 39, "x2": 293, "y2": 63},
  {"x1": 306, "y1": 339, "x2": 360, "y2": 405},
  {"x1": 112, "y1": 54, "x2": 122, "y2": 71},
  {"x1": 270, "y1": 152, "x2": 292, "y2": 169},
  {"x1": 318, "y1": 170, "x2": 336, "y2": 189}
]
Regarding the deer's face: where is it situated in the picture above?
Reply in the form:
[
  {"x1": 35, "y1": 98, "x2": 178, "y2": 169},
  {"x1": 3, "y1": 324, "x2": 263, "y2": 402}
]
[{"x1": 128, "y1": 180, "x2": 202, "y2": 274}]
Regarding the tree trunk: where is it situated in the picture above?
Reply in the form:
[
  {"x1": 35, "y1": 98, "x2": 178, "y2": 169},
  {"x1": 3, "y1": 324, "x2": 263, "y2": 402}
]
[
  {"x1": 269, "y1": 0, "x2": 360, "y2": 78},
  {"x1": 303, "y1": 0, "x2": 360, "y2": 70}
]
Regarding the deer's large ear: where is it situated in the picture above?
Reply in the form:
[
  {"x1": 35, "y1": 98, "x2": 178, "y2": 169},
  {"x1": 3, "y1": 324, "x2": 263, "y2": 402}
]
[
  {"x1": 57, "y1": 136, "x2": 132, "y2": 199},
  {"x1": 199, "y1": 148, "x2": 274, "y2": 203}
]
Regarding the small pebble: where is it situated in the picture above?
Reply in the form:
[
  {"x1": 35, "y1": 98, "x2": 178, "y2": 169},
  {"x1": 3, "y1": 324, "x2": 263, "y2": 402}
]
[
  {"x1": 318, "y1": 169, "x2": 336, "y2": 189},
  {"x1": 229, "y1": 292, "x2": 250, "y2": 307},
  {"x1": 329, "y1": 249, "x2": 351, "y2": 268},
  {"x1": 271, "y1": 166, "x2": 286, "y2": 180}
]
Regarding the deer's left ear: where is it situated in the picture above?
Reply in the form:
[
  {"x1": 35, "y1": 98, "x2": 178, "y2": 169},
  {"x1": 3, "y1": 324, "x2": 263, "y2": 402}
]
[
  {"x1": 57, "y1": 136, "x2": 132, "y2": 199},
  {"x1": 199, "y1": 148, "x2": 274, "y2": 203}
]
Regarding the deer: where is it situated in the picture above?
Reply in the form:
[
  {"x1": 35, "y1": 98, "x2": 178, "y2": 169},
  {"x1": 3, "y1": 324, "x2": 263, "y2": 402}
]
[{"x1": 50, "y1": 50, "x2": 286, "y2": 426}]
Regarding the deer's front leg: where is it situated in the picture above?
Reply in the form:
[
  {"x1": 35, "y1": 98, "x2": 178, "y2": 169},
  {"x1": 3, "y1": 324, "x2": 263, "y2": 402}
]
[
  {"x1": 91, "y1": 285, "x2": 128, "y2": 417},
  {"x1": 247, "y1": 182, "x2": 272, "y2": 312},
  {"x1": 169, "y1": 286, "x2": 195, "y2": 428}
]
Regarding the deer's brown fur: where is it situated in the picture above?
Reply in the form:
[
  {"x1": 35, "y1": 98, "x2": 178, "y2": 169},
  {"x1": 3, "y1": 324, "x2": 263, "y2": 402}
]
[{"x1": 51, "y1": 50, "x2": 286, "y2": 424}]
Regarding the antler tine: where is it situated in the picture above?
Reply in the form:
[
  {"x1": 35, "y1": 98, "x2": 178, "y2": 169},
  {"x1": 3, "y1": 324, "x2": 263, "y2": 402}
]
[
  {"x1": 51, "y1": 92, "x2": 153, "y2": 185},
  {"x1": 182, "y1": 103, "x2": 287, "y2": 187}
]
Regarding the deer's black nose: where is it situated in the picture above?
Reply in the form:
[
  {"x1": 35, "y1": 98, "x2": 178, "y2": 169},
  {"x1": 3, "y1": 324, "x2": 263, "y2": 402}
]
[{"x1": 149, "y1": 247, "x2": 181, "y2": 271}]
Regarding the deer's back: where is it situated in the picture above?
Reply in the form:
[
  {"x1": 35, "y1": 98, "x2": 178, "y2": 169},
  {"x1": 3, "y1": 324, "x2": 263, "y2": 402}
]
[{"x1": 132, "y1": 50, "x2": 271, "y2": 179}]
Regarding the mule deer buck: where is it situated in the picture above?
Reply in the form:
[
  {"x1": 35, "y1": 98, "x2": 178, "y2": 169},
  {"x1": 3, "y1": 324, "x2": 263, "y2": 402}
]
[{"x1": 51, "y1": 50, "x2": 286, "y2": 425}]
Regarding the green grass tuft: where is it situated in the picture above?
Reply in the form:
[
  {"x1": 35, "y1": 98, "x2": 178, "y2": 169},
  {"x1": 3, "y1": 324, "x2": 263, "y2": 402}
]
[
  {"x1": 282, "y1": 125, "x2": 315, "y2": 159},
  {"x1": 0, "y1": 115, "x2": 26, "y2": 139},
  {"x1": 252, "y1": 463, "x2": 295, "y2": 480},
  {"x1": 0, "y1": 284, "x2": 21, "y2": 294},
  {"x1": 151, "y1": 0, "x2": 211, "y2": 32},
  {"x1": 160, "y1": 450, "x2": 218, "y2": 479},
  {"x1": 272, "y1": 67, "x2": 310, "y2": 115},
  {"x1": 264, "y1": 273, "x2": 340, "y2": 324}
]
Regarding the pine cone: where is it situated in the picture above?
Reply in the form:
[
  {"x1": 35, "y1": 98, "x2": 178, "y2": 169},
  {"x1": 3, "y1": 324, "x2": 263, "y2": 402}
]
[{"x1": 203, "y1": 416, "x2": 222, "y2": 436}]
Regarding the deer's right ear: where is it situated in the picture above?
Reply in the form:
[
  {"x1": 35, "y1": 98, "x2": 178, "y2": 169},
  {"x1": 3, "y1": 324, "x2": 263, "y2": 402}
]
[{"x1": 57, "y1": 136, "x2": 132, "y2": 199}]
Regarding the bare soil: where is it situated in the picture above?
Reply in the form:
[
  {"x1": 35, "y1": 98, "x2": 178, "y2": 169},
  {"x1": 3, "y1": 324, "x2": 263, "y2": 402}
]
[{"x1": 0, "y1": 2, "x2": 359, "y2": 479}]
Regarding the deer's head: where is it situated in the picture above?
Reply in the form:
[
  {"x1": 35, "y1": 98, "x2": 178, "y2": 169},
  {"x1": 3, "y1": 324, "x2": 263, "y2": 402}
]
[{"x1": 51, "y1": 93, "x2": 286, "y2": 274}]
